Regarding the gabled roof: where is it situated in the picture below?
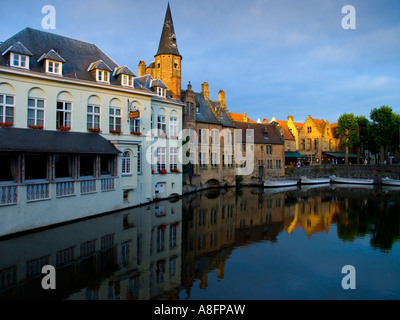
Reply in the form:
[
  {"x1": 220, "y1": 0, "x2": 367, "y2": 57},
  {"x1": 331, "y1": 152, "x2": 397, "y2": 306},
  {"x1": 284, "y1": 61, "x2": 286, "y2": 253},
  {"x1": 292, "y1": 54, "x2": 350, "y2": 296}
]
[
  {"x1": 113, "y1": 65, "x2": 136, "y2": 77},
  {"x1": 0, "y1": 28, "x2": 121, "y2": 83},
  {"x1": 88, "y1": 60, "x2": 113, "y2": 72},
  {"x1": 271, "y1": 119, "x2": 295, "y2": 141},
  {"x1": 37, "y1": 49, "x2": 66, "y2": 63},
  {"x1": 156, "y1": 3, "x2": 181, "y2": 57},
  {"x1": 0, "y1": 127, "x2": 120, "y2": 155},
  {"x1": 194, "y1": 92, "x2": 220, "y2": 125},
  {"x1": 2, "y1": 41, "x2": 33, "y2": 56},
  {"x1": 151, "y1": 78, "x2": 167, "y2": 89}
]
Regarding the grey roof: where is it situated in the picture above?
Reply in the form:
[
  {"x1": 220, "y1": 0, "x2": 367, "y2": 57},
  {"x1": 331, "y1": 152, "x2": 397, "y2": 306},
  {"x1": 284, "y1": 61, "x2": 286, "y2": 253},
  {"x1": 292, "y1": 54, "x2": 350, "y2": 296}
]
[
  {"x1": 209, "y1": 100, "x2": 236, "y2": 128},
  {"x1": 156, "y1": 3, "x2": 181, "y2": 57},
  {"x1": 194, "y1": 92, "x2": 220, "y2": 125},
  {"x1": 0, "y1": 28, "x2": 122, "y2": 84},
  {"x1": 0, "y1": 127, "x2": 120, "y2": 154},
  {"x1": 88, "y1": 60, "x2": 113, "y2": 72},
  {"x1": 151, "y1": 78, "x2": 167, "y2": 89},
  {"x1": 37, "y1": 49, "x2": 66, "y2": 63},
  {"x1": 114, "y1": 65, "x2": 136, "y2": 77},
  {"x1": 2, "y1": 41, "x2": 33, "y2": 56}
]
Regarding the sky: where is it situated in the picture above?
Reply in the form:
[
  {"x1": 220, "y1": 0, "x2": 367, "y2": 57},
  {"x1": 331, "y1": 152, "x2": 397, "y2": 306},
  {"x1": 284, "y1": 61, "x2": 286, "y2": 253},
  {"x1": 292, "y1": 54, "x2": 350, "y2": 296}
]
[{"x1": 0, "y1": 0, "x2": 399, "y2": 124}]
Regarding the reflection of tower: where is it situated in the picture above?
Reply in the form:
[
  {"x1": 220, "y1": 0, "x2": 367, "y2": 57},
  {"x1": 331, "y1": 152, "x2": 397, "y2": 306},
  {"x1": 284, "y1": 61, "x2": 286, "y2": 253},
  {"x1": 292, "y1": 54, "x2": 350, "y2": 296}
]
[
  {"x1": 154, "y1": 3, "x2": 182, "y2": 99},
  {"x1": 200, "y1": 273, "x2": 208, "y2": 289}
]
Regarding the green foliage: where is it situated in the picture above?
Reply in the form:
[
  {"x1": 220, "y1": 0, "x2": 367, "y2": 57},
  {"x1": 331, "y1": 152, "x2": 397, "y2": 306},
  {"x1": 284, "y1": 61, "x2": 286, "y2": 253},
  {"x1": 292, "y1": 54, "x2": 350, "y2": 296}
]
[{"x1": 337, "y1": 113, "x2": 359, "y2": 147}]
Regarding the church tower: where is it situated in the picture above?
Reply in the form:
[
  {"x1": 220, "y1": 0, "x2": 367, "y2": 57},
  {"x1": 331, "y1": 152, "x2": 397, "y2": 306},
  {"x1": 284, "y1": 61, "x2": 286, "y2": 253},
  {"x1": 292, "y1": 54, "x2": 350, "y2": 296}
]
[{"x1": 154, "y1": 3, "x2": 182, "y2": 100}]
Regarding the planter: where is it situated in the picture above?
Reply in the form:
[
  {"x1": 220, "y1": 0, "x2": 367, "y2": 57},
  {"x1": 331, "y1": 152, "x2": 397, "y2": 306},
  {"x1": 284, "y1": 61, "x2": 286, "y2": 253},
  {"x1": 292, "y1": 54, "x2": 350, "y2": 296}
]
[
  {"x1": 29, "y1": 125, "x2": 43, "y2": 130},
  {"x1": 131, "y1": 131, "x2": 142, "y2": 136},
  {"x1": 110, "y1": 129, "x2": 122, "y2": 135},
  {"x1": 57, "y1": 126, "x2": 71, "y2": 132},
  {"x1": 0, "y1": 122, "x2": 13, "y2": 127},
  {"x1": 88, "y1": 128, "x2": 101, "y2": 134},
  {"x1": 159, "y1": 169, "x2": 168, "y2": 175}
]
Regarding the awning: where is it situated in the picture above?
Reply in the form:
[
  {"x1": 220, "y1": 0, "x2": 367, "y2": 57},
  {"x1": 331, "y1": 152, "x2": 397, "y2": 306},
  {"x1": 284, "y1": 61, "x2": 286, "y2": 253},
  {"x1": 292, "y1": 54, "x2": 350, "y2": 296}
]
[
  {"x1": 0, "y1": 127, "x2": 120, "y2": 154},
  {"x1": 285, "y1": 151, "x2": 306, "y2": 158},
  {"x1": 323, "y1": 152, "x2": 358, "y2": 158}
]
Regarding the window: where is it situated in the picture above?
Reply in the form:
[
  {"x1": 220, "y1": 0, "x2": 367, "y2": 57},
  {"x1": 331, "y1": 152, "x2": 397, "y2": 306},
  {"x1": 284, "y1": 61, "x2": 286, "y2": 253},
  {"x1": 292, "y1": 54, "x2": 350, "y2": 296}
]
[
  {"x1": 170, "y1": 117, "x2": 178, "y2": 137},
  {"x1": 301, "y1": 139, "x2": 305, "y2": 150},
  {"x1": 157, "y1": 226, "x2": 165, "y2": 252},
  {"x1": 211, "y1": 152, "x2": 218, "y2": 168},
  {"x1": 211, "y1": 129, "x2": 219, "y2": 145},
  {"x1": 137, "y1": 145, "x2": 142, "y2": 173},
  {"x1": 130, "y1": 117, "x2": 141, "y2": 134},
  {"x1": 170, "y1": 225, "x2": 177, "y2": 249},
  {"x1": 157, "y1": 147, "x2": 166, "y2": 171},
  {"x1": 97, "y1": 70, "x2": 109, "y2": 83},
  {"x1": 80, "y1": 155, "x2": 95, "y2": 177},
  {"x1": 54, "y1": 154, "x2": 74, "y2": 179},
  {"x1": 28, "y1": 98, "x2": 44, "y2": 127},
  {"x1": 46, "y1": 60, "x2": 62, "y2": 75},
  {"x1": 199, "y1": 152, "x2": 207, "y2": 168},
  {"x1": 276, "y1": 159, "x2": 282, "y2": 169},
  {"x1": 199, "y1": 129, "x2": 207, "y2": 145},
  {"x1": 109, "y1": 107, "x2": 121, "y2": 131},
  {"x1": 100, "y1": 155, "x2": 113, "y2": 176},
  {"x1": 122, "y1": 151, "x2": 131, "y2": 175},
  {"x1": 157, "y1": 115, "x2": 166, "y2": 136},
  {"x1": 121, "y1": 75, "x2": 133, "y2": 87},
  {"x1": 87, "y1": 105, "x2": 100, "y2": 130},
  {"x1": 0, "y1": 94, "x2": 14, "y2": 125},
  {"x1": 266, "y1": 145, "x2": 272, "y2": 155},
  {"x1": 170, "y1": 147, "x2": 178, "y2": 170},
  {"x1": 307, "y1": 126, "x2": 312, "y2": 133},
  {"x1": 186, "y1": 102, "x2": 193, "y2": 116},
  {"x1": 267, "y1": 159, "x2": 273, "y2": 169},
  {"x1": 157, "y1": 87, "x2": 165, "y2": 97},
  {"x1": 56, "y1": 101, "x2": 71, "y2": 129},
  {"x1": 25, "y1": 154, "x2": 48, "y2": 180},
  {"x1": 11, "y1": 53, "x2": 29, "y2": 69}
]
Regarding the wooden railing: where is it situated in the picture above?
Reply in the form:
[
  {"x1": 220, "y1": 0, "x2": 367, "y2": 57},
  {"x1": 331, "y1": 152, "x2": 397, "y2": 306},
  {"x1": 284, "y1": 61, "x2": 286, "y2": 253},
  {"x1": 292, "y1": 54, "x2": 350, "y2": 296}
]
[{"x1": 0, "y1": 184, "x2": 18, "y2": 206}]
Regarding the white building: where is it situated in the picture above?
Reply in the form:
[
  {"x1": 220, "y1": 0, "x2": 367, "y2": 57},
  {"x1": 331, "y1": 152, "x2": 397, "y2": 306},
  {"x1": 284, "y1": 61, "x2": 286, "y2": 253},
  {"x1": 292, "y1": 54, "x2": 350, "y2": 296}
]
[{"x1": 0, "y1": 27, "x2": 183, "y2": 237}]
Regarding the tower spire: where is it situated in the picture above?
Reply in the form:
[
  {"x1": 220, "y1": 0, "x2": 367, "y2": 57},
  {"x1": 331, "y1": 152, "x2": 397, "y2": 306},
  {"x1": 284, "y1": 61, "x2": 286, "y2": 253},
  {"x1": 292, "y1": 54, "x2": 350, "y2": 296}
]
[{"x1": 156, "y1": 2, "x2": 181, "y2": 57}]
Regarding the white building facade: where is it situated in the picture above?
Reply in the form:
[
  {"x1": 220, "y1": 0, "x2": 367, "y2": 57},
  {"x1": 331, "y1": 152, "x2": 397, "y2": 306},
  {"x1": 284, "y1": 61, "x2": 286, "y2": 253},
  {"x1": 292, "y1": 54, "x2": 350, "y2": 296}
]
[{"x1": 0, "y1": 28, "x2": 183, "y2": 237}]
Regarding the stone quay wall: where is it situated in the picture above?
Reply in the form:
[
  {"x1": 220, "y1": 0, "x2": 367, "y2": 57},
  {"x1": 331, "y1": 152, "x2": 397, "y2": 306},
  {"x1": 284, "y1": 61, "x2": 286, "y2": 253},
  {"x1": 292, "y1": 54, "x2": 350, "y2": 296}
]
[{"x1": 285, "y1": 164, "x2": 400, "y2": 183}]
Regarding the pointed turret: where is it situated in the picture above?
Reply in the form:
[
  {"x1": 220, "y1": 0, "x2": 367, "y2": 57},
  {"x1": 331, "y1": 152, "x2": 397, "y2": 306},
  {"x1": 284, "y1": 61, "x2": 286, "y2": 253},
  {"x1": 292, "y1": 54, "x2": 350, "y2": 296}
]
[{"x1": 156, "y1": 3, "x2": 181, "y2": 57}]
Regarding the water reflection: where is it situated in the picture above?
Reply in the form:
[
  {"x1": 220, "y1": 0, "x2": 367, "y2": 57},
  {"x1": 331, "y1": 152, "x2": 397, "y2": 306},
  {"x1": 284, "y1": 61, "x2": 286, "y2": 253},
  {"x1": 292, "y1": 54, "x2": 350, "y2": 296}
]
[{"x1": 1, "y1": 185, "x2": 399, "y2": 300}]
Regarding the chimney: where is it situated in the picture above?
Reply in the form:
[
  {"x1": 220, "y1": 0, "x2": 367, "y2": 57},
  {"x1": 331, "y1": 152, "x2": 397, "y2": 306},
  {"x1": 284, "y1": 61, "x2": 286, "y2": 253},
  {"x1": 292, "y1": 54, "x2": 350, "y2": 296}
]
[
  {"x1": 187, "y1": 81, "x2": 192, "y2": 92},
  {"x1": 287, "y1": 115, "x2": 294, "y2": 122},
  {"x1": 201, "y1": 82, "x2": 209, "y2": 100},
  {"x1": 263, "y1": 119, "x2": 269, "y2": 124},
  {"x1": 244, "y1": 112, "x2": 248, "y2": 123},
  {"x1": 138, "y1": 60, "x2": 146, "y2": 77},
  {"x1": 218, "y1": 90, "x2": 226, "y2": 107}
]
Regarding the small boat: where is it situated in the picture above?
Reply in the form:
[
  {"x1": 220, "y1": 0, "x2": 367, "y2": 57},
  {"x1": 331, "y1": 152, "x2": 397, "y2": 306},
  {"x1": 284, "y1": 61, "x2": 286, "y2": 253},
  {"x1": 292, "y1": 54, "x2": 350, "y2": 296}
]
[
  {"x1": 300, "y1": 176, "x2": 331, "y2": 185},
  {"x1": 301, "y1": 183, "x2": 331, "y2": 192},
  {"x1": 329, "y1": 175, "x2": 374, "y2": 185},
  {"x1": 381, "y1": 177, "x2": 400, "y2": 186},
  {"x1": 264, "y1": 179, "x2": 298, "y2": 188}
]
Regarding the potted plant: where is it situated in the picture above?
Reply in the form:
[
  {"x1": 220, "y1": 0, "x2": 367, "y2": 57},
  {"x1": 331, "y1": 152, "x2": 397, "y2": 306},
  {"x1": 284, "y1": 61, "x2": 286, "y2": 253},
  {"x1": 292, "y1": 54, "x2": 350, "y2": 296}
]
[
  {"x1": 110, "y1": 129, "x2": 122, "y2": 135},
  {"x1": 131, "y1": 131, "x2": 142, "y2": 136},
  {"x1": 57, "y1": 126, "x2": 71, "y2": 132},
  {"x1": 88, "y1": 127, "x2": 101, "y2": 133},
  {"x1": 0, "y1": 122, "x2": 13, "y2": 127},
  {"x1": 29, "y1": 125, "x2": 44, "y2": 130}
]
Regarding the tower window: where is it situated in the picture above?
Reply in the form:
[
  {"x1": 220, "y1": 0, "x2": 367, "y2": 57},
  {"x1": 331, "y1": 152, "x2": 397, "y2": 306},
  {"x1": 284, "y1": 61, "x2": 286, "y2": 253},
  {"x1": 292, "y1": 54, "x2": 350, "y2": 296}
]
[{"x1": 174, "y1": 63, "x2": 178, "y2": 69}]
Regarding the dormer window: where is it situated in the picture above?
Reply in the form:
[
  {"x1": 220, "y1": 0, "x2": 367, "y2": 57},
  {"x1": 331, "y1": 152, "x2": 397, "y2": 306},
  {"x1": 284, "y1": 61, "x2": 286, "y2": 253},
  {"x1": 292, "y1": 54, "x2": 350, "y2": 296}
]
[
  {"x1": 121, "y1": 74, "x2": 133, "y2": 87},
  {"x1": 113, "y1": 66, "x2": 136, "y2": 88},
  {"x1": 97, "y1": 70, "x2": 109, "y2": 83},
  {"x1": 38, "y1": 49, "x2": 66, "y2": 75},
  {"x1": 11, "y1": 53, "x2": 29, "y2": 69},
  {"x1": 2, "y1": 42, "x2": 33, "y2": 70},
  {"x1": 150, "y1": 79, "x2": 167, "y2": 98},
  {"x1": 88, "y1": 60, "x2": 113, "y2": 84},
  {"x1": 46, "y1": 60, "x2": 62, "y2": 74}
]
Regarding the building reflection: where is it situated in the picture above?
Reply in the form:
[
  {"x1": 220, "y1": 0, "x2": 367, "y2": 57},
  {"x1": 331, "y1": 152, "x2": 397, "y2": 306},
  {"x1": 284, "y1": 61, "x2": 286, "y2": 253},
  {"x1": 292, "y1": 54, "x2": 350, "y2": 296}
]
[{"x1": 0, "y1": 198, "x2": 182, "y2": 300}]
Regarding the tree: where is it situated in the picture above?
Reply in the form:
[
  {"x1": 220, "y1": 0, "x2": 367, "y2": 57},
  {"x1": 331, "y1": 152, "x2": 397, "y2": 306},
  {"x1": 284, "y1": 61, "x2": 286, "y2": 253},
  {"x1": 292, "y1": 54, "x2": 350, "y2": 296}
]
[
  {"x1": 355, "y1": 116, "x2": 371, "y2": 164},
  {"x1": 370, "y1": 106, "x2": 397, "y2": 163},
  {"x1": 337, "y1": 113, "x2": 358, "y2": 164}
]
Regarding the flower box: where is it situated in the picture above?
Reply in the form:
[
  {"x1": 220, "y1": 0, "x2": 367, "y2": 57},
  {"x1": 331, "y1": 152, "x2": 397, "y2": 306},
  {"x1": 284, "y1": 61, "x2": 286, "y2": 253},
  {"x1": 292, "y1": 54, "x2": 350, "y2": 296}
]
[
  {"x1": 57, "y1": 126, "x2": 71, "y2": 132},
  {"x1": 110, "y1": 129, "x2": 121, "y2": 135},
  {"x1": 171, "y1": 168, "x2": 180, "y2": 173},
  {"x1": 159, "y1": 169, "x2": 168, "y2": 175},
  {"x1": 29, "y1": 125, "x2": 43, "y2": 130},
  {"x1": 88, "y1": 128, "x2": 101, "y2": 134},
  {"x1": 131, "y1": 131, "x2": 142, "y2": 136},
  {"x1": 0, "y1": 122, "x2": 13, "y2": 127}
]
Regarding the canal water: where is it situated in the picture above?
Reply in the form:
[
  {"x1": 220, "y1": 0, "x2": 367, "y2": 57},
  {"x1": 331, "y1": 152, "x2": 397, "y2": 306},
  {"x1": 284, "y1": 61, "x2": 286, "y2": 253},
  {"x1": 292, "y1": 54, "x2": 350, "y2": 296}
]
[{"x1": 1, "y1": 184, "x2": 399, "y2": 300}]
